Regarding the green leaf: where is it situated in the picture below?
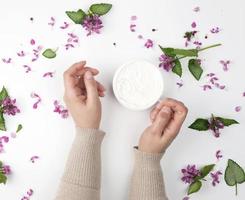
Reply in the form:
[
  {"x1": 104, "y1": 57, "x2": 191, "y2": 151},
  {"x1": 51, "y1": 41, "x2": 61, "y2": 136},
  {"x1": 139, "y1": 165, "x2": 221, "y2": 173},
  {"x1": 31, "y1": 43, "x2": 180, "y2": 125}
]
[
  {"x1": 188, "y1": 118, "x2": 209, "y2": 131},
  {"x1": 188, "y1": 180, "x2": 202, "y2": 195},
  {"x1": 188, "y1": 59, "x2": 203, "y2": 80},
  {"x1": 172, "y1": 59, "x2": 182, "y2": 77},
  {"x1": 0, "y1": 173, "x2": 7, "y2": 184},
  {"x1": 0, "y1": 86, "x2": 9, "y2": 103},
  {"x1": 66, "y1": 9, "x2": 86, "y2": 24},
  {"x1": 173, "y1": 48, "x2": 198, "y2": 57},
  {"x1": 42, "y1": 49, "x2": 57, "y2": 59},
  {"x1": 0, "y1": 112, "x2": 6, "y2": 131},
  {"x1": 90, "y1": 3, "x2": 112, "y2": 16},
  {"x1": 159, "y1": 46, "x2": 176, "y2": 57},
  {"x1": 196, "y1": 164, "x2": 215, "y2": 180},
  {"x1": 216, "y1": 117, "x2": 239, "y2": 127},
  {"x1": 0, "y1": 161, "x2": 2, "y2": 168},
  {"x1": 16, "y1": 124, "x2": 23, "y2": 133},
  {"x1": 225, "y1": 159, "x2": 245, "y2": 195}
]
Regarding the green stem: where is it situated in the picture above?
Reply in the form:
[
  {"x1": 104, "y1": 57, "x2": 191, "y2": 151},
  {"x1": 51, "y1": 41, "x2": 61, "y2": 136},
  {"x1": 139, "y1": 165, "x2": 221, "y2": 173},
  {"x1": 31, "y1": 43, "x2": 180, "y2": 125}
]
[
  {"x1": 235, "y1": 183, "x2": 238, "y2": 195},
  {"x1": 175, "y1": 43, "x2": 222, "y2": 61}
]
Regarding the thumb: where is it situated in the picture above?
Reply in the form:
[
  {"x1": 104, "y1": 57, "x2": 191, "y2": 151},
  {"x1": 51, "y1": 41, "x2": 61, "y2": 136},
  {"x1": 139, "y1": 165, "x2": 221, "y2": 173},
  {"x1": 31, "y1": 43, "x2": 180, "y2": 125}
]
[
  {"x1": 84, "y1": 71, "x2": 99, "y2": 102},
  {"x1": 152, "y1": 106, "x2": 172, "y2": 136}
]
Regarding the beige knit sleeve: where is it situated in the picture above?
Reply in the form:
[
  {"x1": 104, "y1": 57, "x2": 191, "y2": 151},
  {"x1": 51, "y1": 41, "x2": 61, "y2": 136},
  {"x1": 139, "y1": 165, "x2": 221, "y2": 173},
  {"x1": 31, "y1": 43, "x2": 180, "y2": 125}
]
[
  {"x1": 54, "y1": 127, "x2": 105, "y2": 200},
  {"x1": 129, "y1": 148, "x2": 168, "y2": 200}
]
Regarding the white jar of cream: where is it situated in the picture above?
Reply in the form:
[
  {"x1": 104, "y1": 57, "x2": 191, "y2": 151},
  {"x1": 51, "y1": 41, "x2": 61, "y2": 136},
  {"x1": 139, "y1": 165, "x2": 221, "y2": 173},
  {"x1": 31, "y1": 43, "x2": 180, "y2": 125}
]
[{"x1": 113, "y1": 60, "x2": 164, "y2": 110}]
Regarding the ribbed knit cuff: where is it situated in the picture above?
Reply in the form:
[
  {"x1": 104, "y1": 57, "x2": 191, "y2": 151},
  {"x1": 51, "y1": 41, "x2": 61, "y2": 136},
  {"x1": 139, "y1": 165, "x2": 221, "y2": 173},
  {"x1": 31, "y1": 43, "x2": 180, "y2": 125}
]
[
  {"x1": 75, "y1": 127, "x2": 105, "y2": 145},
  {"x1": 133, "y1": 147, "x2": 164, "y2": 169}
]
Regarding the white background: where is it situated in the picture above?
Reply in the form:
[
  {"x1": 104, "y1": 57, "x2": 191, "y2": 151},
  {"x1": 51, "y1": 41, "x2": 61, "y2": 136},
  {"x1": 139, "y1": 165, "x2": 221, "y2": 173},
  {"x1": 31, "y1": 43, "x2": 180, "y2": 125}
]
[{"x1": 0, "y1": 0, "x2": 245, "y2": 199}]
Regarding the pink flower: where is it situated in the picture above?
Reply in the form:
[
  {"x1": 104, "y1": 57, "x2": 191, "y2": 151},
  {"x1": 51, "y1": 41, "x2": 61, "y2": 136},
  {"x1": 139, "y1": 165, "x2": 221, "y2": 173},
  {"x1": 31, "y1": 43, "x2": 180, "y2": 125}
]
[
  {"x1": 0, "y1": 136, "x2": 9, "y2": 153},
  {"x1": 130, "y1": 24, "x2": 136, "y2": 32},
  {"x1": 181, "y1": 165, "x2": 200, "y2": 184},
  {"x1": 82, "y1": 15, "x2": 103, "y2": 36},
  {"x1": 210, "y1": 171, "x2": 222, "y2": 186},
  {"x1": 21, "y1": 189, "x2": 34, "y2": 200},
  {"x1": 31, "y1": 93, "x2": 41, "y2": 109},
  {"x1": 220, "y1": 60, "x2": 230, "y2": 71},
  {"x1": 53, "y1": 100, "x2": 69, "y2": 119},
  {"x1": 131, "y1": 16, "x2": 137, "y2": 20},
  {"x1": 65, "y1": 33, "x2": 79, "y2": 50},
  {"x1": 208, "y1": 117, "x2": 224, "y2": 138},
  {"x1": 215, "y1": 150, "x2": 223, "y2": 161},
  {"x1": 1, "y1": 165, "x2": 11, "y2": 175},
  {"x1": 159, "y1": 55, "x2": 174, "y2": 72},
  {"x1": 202, "y1": 84, "x2": 212, "y2": 91},
  {"x1": 1, "y1": 97, "x2": 20, "y2": 116},
  {"x1": 144, "y1": 39, "x2": 154, "y2": 48}
]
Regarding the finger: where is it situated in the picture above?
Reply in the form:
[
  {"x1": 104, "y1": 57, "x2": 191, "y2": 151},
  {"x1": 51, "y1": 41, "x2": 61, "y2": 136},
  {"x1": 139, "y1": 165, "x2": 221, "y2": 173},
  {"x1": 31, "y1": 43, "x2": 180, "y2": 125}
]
[
  {"x1": 151, "y1": 106, "x2": 173, "y2": 136},
  {"x1": 96, "y1": 81, "x2": 106, "y2": 91},
  {"x1": 150, "y1": 105, "x2": 161, "y2": 122},
  {"x1": 84, "y1": 71, "x2": 99, "y2": 103},
  {"x1": 63, "y1": 61, "x2": 86, "y2": 90},
  {"x1": 98, "y1": 91, "x2": 105, "y2": 97}
]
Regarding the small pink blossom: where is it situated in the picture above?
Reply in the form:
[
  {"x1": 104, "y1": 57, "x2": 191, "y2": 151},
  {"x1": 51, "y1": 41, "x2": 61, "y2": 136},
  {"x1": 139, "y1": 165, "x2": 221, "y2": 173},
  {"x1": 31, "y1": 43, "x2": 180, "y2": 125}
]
[
  {"x1": 2, "y1": 58, "x2": 12, "y2": 64},
  {"x1": 191, "y1": 22, "x2": 197, "y2": 28},
  {"x1": 43, "y1": 72, "x2": 55, "y2": 78},
  {"x1": 17, "y1": 51, "x2": 26, "y2": 57},
  {"x1": 203, "y1": 73, "x2": 226, "y2": 91},
  {"x1": 0, "y1": 136, "x2": 9, "y2": 153},
  {"x1": 21, "y1": 189, "x2": 34, "y2": 200},
  {"x1": 210, "y1": 27, "x2": 220, "y2": 34},
  {"x1": 144, "y1": 39, "x2": 153, "y2": 48},
  {"x1": 60, "y1": 22, "x2": 70, "y2": 29},
  {"x1": 32, "y1": 45, "x2": 43, "y2": 62},
  {"x1": 220, "y1": 60, "x2": 230, "y2": 71},
  {"x1": 31, "y1": 93, "x2": 41, "y2": 109},
  {"x1": 30, "y1": 156, "x2": 39, "y2": 163},
  {"x1": 48, "y1": 16, "x2": 55, "y2": 27},
  {"x1": 30, "y1": 39, "x2": 35, "y2": 45},
  {"x1": 65, "y1": 33, "x2": 79, "y2": 50},
  {"x1": 1, "y1": 165, "x2": 11, "y2": 175},
  {"x1": 138, "y1": 35, "x2": 143, "y2": 39},
  {"x1": 202, "y1": 84, "x2": 212, "y2": 91},
  {"x1": 130, "y1": 24, "x2": 136, "y2": 32},
  {"x1": 131, "y1": 16, "x2": 137, "y2": 21},
  {"x1": 53, "y1": 100, "x2": 69, "y2": 119},
  {"x1": 215, "y1": 150, "x2": 223, "y2": 161},
  {"x1": 210, "y1": 171, "x2": 222, "y2": 186},
  {"x1": 23, "y1": 65, "x2": 32, "y2": 73},
  {"x1": 235, "y1": 106, "x2": 242, "y2": 112}
]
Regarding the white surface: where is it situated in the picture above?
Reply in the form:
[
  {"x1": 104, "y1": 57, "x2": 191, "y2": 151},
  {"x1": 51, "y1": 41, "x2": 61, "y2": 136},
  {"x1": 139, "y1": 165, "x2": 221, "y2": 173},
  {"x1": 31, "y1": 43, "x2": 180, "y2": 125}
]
[
  {"x1": 113, "y1": 60, "x2": 164, "y2": 110},
  {"x1": 0, "y1": 0, "x2": 244, "y2": 199}
]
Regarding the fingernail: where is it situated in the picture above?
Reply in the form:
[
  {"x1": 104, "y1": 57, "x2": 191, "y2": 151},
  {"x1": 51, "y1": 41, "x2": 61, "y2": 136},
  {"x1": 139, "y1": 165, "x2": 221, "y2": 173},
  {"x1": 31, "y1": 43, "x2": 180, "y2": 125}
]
[
  {"x1": 85, "y1": 71, "x2": 93, "y2": 80},
  {"x1": 161, "y1": 106, "x2": 171, "y2": 114}
]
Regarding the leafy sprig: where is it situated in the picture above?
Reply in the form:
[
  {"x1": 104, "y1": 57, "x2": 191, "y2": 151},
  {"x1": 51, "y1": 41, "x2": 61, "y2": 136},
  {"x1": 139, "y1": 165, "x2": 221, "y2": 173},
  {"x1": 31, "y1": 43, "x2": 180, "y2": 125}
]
[
  {"x1": 189, "y1": 114, "x2": 238, "y2": 137},
  {"x1": 0, "y1": 87, "x2": 9, "y2": 131},
  {"x1": 159, "y1": 43, "x2": 221, "y2": 80}
]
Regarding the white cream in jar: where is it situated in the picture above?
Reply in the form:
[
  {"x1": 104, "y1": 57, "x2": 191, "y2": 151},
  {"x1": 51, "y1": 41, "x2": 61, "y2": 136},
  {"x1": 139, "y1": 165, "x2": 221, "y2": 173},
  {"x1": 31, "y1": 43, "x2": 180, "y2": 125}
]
[{"x1": 113, "y1": 60, "x2": 164, "y2": 110}]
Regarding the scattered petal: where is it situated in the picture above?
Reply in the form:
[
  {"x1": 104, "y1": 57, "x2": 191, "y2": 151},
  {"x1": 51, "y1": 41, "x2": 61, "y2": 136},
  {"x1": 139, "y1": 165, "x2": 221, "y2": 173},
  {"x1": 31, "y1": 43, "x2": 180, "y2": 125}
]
[
  {"x1": 193, "y1": 6, "x2": 200, "y2": 12},
  {"x1": 144, "y1": 39, "x2": 154, "y2": 48},
  {"x1": 23, "y1": 65, "x2": 32, "y2": 73},
  {"x1": 215, "y1": 150, "x2": 223, "y2": 161},
  {"x1": 30, "y1": 39, "x2": 35, "y2": 45},
  {"x1": 210, "y1": 27, "x2": 220, "y2": 34},
  {"x1": 43, "y1": 71, "x2": 55, "y2": 78},
  {"x1": 60, "y1": 22, "x2": 70, "y2": 29},
  {"x1": 2, "y1": 58, "x2": 12, "y2": 64},
  {"x1": 48, "y1": 16, "x2": 56, "y2": 27},
  {"x1": 31, "y1": 92, "x2": 41, "y2": 109},
  {"x1": 235, "y1": 106, "x2": 242, "y2": 112},
  {"x1": 17, "y1": 51, "x2": 26, "y2": 57},
  {"x1": 220, "y1": 60, "x2": 230, "y2": 71},
  {"x1": 191, "y1": 22, "x2": 197, "y2": 28},
  {"x1": 53, "y1": 100, "x2": 69, "y2": 119},
  {"x1": 30, "y1": 156, "x2": 39, "y2": 163}
]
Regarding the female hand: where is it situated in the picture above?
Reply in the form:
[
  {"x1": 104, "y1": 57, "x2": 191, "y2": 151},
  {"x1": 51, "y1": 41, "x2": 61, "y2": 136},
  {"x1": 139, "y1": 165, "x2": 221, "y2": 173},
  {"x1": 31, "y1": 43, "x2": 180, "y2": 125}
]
[
  {"x1": 63, "y1": 61, "x2": 106, "y2": 129},
  {"x1": 138, "y1": 98, "x2": 188, "y2": 154}
]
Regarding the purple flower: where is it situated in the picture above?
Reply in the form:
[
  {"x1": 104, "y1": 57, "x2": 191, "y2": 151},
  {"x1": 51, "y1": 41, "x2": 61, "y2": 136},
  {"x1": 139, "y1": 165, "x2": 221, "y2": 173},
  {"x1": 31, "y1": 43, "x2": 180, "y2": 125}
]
[
  {"x1": 181, "y1": 165, "x2": 200, "y2": 184},
  {"x1": 183, "y1": 197, "x2": 190, "y2": 200},
  {"x1": 216, "y1": 150, "x2": 223, "y2": 161},
  {"x1": 53, "y1": 100, "x2": 69, "y2": 119},
  {"x1": 208, "y1": 117, "x2": 224, "y2": 137},
  {"x1": 210, "y1": 170, "x2": 222, "y2": 186},
  {"x1": 1, "y1": 97, "x2": 20, "y2": 116},
  {"x1": 144, "y1": 39, "x2": 154, "y2": 48},
  {"x1": 220, "y1": 60, "x2": 230, "y2": 71},
  {"x1": 210, "y1": 27, "x2": 220, "y2": 34},
  {"x1": 191, "y1": 22, "x2": 197, "y2": 28},
  {"x1": 159, "y1": 54, "x2": 174, "y2": 72},
  {"x1": 31, "y1": 92, "x2": 41, "y2": 109},
  {"x1": 82, "y1": 15, "x2": 103, "y2": 36},
  {"x1": 1, "y1": 165, "x2": 11, "y2": 175},
  {"x1": 193, "y1": 6, "x2": 200, "y2": 12}
]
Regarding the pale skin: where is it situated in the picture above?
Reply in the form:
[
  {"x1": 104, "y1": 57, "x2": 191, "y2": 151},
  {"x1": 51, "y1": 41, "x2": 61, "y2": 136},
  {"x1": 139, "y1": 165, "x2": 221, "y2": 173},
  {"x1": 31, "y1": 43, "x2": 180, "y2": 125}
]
[{"x1": 63, "y1": 61, "x2": 188, "y2": 153}]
